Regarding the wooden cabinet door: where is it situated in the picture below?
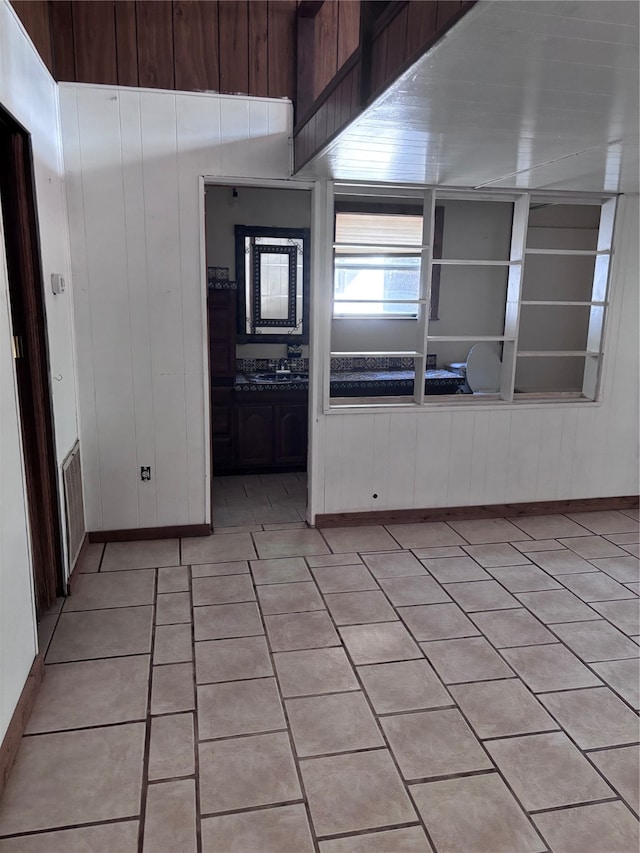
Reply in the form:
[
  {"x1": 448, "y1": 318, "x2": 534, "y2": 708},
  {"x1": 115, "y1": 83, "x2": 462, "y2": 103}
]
[
  {"x1": 208, "y1": 288, "x2": 236, "y2": 380},
  {"x1": 274, "y1": 404, "x2": 308, "y2": 467},
  {"x1": 237, "y1": 405, "x2": 273, "y2": 468}
]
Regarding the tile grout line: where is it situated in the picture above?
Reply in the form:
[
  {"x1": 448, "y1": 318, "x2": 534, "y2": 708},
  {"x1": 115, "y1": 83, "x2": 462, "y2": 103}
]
[
  {"x1": 307, "y1": 566, "x2": 442, "y2": 852},
  {"x1": 187, "y1": 562, "x2": 203, "y2": 853},
  {"x1": 136, "y1": 566, "x2": 158, "y2": 853},
  {"x1": 456, "y1": 558, "x2": 640, "y2": 821},
  {"x1": 246, "y1": 559, "x2": 322, "y2": 853},
  {"x1": 316, "y1": 540, "x2": 634, "y2": 845}
]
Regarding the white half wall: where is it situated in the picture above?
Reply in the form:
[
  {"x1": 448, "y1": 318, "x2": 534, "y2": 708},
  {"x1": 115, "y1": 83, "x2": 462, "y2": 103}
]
[
  {"x1": 60, "y1": 84, "x2": 292, "y2": 531},
  {"x1": 312, "y1": 194, "x2": 639, "y2": 516},
  {"x1": 0, "y1": 2, "x2": 78, "y2": 742}
]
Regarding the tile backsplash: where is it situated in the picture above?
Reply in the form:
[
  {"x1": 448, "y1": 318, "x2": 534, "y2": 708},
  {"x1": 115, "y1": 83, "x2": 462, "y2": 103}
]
[{"x1": 236, "y1": 355, "x2": 437, "y2": 373}]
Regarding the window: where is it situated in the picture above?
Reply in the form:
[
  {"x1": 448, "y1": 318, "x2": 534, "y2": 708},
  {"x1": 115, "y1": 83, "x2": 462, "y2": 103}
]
[
  {"x1": 333, "y1": 207, "x2": 443, "y2": 319},
  {"x1": 327, "y1": 186, "x2": 615, "y2": 409}
]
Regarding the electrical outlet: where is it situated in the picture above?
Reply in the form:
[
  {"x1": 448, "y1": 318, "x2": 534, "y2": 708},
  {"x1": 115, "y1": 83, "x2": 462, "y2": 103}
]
[{"x1": 141, "y1": 466, "x2": 151, "y2": 481}]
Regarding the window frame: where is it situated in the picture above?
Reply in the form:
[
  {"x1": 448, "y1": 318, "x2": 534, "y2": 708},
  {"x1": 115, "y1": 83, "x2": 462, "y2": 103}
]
[
  {"x1": 235, "y1": 225, "x2": 310, "y2": 344},
  {"x1": 332, "y1": 202, "x2": 444, "y2": 321},
  {"x1": 326, "y1": 184, "x2": 617, "y2": 412}
]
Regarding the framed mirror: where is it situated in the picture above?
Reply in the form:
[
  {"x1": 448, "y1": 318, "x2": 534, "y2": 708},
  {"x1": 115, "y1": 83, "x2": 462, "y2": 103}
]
[{"x1": 236, "y1": 225, "x2": 310, "y2": 343}]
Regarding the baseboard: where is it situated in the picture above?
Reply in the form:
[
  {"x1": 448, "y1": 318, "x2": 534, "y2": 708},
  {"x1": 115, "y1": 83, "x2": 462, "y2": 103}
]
[
  {"x1": 88, "y1": 523, "x2": 211, "y2": 543},
  {"x1": 315, "y1": 496, "x2": 640, "y2": 528},
  {"x1": 0, "y1": 653, "x2": 44, "y2": 799}
]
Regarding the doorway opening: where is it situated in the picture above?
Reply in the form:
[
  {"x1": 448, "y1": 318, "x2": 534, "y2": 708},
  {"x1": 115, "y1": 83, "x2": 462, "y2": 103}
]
[
  {"x1": 0, "y1": 107, "x2": 64, "y2": 617},
  {"x1": 204, "y1": 183, "x2": 312, "y2": 529}
]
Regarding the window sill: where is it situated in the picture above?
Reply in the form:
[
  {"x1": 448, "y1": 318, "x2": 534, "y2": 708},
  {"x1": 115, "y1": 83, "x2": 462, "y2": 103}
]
[{"x1": 323, "y1": 394, "x2": 600, "y2": 415}]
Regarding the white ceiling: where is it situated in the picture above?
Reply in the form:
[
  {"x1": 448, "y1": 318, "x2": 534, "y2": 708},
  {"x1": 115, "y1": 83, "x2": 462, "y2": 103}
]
[{"x1": 296, "y1": 1, "x2": 639, "y2": 194}]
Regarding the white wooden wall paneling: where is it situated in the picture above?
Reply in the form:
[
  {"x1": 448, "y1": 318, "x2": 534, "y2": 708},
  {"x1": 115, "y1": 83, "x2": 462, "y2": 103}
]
[
  {"x1": 534, "y1": 409, "x2": 564, "y2": 501},
  {"x1": 482, "y1": 410, "x2": 511, "y2": 505},
  {"x1": 386, "y1": 412, "x2": 419, "y2": 509},
  {"x1": 372, "y1": 413, "x2": 391, "y2": 509},
  {"x1": 120, "y1": 90, "x2": 157, "y2": 529},
  {"x1": 77, "y1": 87, "x2": 139, "y2": 530},
  {"x1": 140, "y1": 92, "x2": 190, "y2": 527},
  {"x1": 446, "y1": 411, "x2": 475, "y2": 506},
  {"x1": 599, "y1": 195, "x2": 639, "y2": 494},
  {"x1": 323, "y1": 413, "x2": 344, "y2": 512},
  {"x1": 59, "y1": 87, "x2": 103, "y2": 530},
  {"x1": 505, "y1": 410, "x2": 542, "y2": 504},
  {"x1": 468, "y1": 412, "x2": 490, "y2": 505},
  {"x1": 176, "y1": 95, "x2": 215, "y2": 525},
  {"x1": 62, "y1": 85, "x2": 293, "y2": 530},
  {"x1": 413, "y1": 412, "x2": 453, "y2": 509}
]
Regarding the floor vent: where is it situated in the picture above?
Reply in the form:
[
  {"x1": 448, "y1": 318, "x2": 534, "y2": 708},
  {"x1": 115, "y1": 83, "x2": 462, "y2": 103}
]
[{"x1": 62, "y1": 441, "x2": 85, "y2": 570}]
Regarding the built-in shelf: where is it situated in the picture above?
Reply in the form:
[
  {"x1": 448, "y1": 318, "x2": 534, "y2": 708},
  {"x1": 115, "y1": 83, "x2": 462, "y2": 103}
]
[
  {"x1": 432, "y1": 258, "x2": 513, "y2": 266},
  {"x1": 516, "y1": 350, "x2": 601, "y2": 358},
  {"x1": 520, "y1": 301, "x2": 607, "y2": 307}
]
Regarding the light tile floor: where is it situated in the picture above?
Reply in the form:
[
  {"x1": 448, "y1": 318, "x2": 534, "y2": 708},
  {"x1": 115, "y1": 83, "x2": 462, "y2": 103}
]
[{"x1": 1, "y1": 479, "x2": 639, "y2": 853}]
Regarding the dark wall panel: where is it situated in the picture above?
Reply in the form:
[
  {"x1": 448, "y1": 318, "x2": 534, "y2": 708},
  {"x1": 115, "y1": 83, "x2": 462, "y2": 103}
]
[
  {"x1": 136, "y1": 0, "x2": 175, "y2": 90},
  {"x1": 219, "y1": 0, "x2": 249, "y2": 94},
  {"x1": 10, "y1": 1, "x2": 53, "y2": 73},
  {"x1": 173, "y1": 0, "x2": 220, "y2": 92},
  {"x1": 72, "y1": 1, "x2": 117, "y2": 85},
  {"x1": 49, "y1": 0, "x2": 76, "y2": 81},
  {"x1": 13, "y1": 0, "x2": 296, "y2": 102},
  {"x1": 115, "y1": 1, "x2": 139, "y2": 87},
  {"x1": 337, "y1": 0, "x2": 360, "y2": 69},
  {"x1": 248, "y1": 0, "x2": 269, "y2": 97},
  {"x1": 313, "y1": 0, "x2": 338, "y2": 99},
  {"x1": 269, "y1": 0, "x2": 296, "y2": 99},
  {"x1": 384, "y1": 3, "x2": 408, "y2": 82},
  {"x1": 405, "y1": 0, "x2": 437, "y2": 60}
]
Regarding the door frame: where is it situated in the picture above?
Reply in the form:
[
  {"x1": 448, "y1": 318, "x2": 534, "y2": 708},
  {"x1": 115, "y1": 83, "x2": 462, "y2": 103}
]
[
  {"x1": 199, "y1": 176, "x2": 317, "y2": 525},
  {"x1": 0, "y1": 107, "x2": 65, "y2": 617}
]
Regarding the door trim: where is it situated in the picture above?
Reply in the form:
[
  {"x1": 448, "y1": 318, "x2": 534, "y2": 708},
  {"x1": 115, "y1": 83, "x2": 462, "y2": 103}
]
[{"x1": 0, "y1": 107, "x2": 65, "y2": 616}]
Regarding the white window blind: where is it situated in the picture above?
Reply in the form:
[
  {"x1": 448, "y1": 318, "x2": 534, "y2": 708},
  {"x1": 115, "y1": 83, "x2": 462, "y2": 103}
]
[{"x1": 335, "y1": 213, "x2": 423, "y2": 248}]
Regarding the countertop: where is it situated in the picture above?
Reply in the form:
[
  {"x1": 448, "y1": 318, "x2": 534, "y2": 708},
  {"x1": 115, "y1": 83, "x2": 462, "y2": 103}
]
[{"x1": 234, "y1": 369, "x2": 464, "y2": 394}]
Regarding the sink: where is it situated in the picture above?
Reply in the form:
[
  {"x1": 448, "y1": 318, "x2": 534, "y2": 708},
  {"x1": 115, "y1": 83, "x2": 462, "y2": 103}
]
[{"x1": 248, "y1": 372, "x2": 308, "y2": 384}]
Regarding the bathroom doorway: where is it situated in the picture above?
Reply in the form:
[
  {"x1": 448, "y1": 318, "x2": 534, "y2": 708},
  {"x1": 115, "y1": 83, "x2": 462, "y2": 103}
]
[{"x1": 203, "y1": 181, "x2": 313, "y2": 529}]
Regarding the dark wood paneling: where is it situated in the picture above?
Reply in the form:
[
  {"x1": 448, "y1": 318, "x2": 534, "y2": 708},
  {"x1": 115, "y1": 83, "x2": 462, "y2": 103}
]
[
  {"x1": 384, "y1": 3, "x2": 408, "y2": 81},
  {"x1": 436, "y1": 0, "x2": 463, "y2": 30},
  {"x1": 295, "y1": 6, "x2": 315, "y2": 112},
  {"x1": 316, "y1": 496, "x2": 640, "y2": 528},
  {"x1": 370, "y1": 26, "x2": 387, "y2": 94},
  {"x1": 313, "y1": 0, "x2": 338, "y2": 99},
  {"x1": 16, "y1": 0, "x2": 294, "y2": 101},
  {"x1": 173, "y1": 0, "x2": 219, "y2": 92},
  {"x1": 337, "y1": 0, "x2": 360, "y2": 69},
  {"x1": 248, "y1": 0, "x2": 268, "y2": 97},
  {"x1": 136, "y1": 0, "x2": 175, "y2": 90},
  {"x1": 219, "y1": 0, "x2": 249, "y2": 94},
  {"x1": 115, "y1": 1, "x2": 139, "y2": 86},
  {"x1": 9, "y1": 1, "x2": 53, "y2": 73},
  {"x1": 72, "y1": 1, "x2": 117, "y2": 85},
  {"x1": 267, "y1": 0, "x2": 296, "y2": 99},
  {"x1": 49, "y1": 0, "x2": 76, "y2": 81},
  {"x1": 294, "y1": 0, "x2": 476, "y2": 171},
  {"x1": 405, "y1": 0, "x2": 437, "y2": 59}
]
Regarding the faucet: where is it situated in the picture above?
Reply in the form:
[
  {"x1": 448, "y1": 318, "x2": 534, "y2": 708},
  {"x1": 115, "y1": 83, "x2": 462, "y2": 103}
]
[{"x1": 276, "y1": 358, "x2": 290, "y2": 378}]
